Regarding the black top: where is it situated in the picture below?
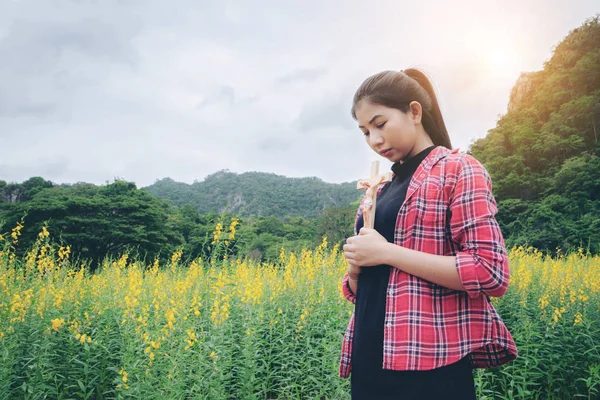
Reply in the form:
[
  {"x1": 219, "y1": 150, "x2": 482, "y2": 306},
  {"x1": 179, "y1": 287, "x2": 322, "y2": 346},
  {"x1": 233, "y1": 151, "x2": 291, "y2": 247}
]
[{"x1": 351, "y1": 145, "x2": 436, "y2": 380}]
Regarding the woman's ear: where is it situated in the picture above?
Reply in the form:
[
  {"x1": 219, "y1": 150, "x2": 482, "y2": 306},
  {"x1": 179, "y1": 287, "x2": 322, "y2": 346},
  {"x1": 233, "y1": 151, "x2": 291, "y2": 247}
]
[{"x1": 408, "y1": 101, "x2": 423, "y2": 125}]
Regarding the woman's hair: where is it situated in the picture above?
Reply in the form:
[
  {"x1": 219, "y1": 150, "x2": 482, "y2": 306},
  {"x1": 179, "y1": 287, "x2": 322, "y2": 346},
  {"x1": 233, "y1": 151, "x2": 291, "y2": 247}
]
[{"x1": 351, "y1": 68, "x2": 453, "y2": 149}]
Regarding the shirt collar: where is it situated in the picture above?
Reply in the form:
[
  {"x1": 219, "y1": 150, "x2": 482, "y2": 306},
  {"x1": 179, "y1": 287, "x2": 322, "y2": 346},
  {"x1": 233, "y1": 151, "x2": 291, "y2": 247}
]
[{"x1": 391, "y1": 145, "x2": 437, "y2": 178}]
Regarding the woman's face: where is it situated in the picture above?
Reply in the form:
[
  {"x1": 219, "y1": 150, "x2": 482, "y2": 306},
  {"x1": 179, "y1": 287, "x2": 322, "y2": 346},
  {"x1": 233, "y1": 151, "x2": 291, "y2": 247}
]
[{"x1": 354, "y1": 100, "x2": 429, "y2": 163}]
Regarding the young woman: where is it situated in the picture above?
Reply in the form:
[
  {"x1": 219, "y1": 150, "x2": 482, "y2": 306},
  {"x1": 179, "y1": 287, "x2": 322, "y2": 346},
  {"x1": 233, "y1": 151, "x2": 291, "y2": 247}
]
[{"x1": 340, "y1": 69, "x2": 518, "y2": 399}]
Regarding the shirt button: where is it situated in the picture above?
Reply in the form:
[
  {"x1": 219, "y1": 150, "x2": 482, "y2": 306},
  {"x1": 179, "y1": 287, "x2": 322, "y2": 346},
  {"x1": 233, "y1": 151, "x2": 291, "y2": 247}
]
[{"x1": 386, "y1": 322, "x2": 392, "y2": 328}]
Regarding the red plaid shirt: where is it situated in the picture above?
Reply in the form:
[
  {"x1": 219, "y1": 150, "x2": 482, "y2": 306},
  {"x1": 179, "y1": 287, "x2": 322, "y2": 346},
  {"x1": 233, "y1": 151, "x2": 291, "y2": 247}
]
[{"x1": 340, "y1": 145, "x2": 518, "y2": 378}]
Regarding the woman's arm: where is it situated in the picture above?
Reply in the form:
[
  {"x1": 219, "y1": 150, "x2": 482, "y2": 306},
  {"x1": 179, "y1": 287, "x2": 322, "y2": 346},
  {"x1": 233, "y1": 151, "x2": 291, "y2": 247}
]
[
  {"x1": 344, "y1": 230, "x2": 467, "y2": 292},
  {"x1": 378, "y1": 155, "x2": 510, "y2": 297},
  {"x1": 341, "y1": 265, "x2": 360, "y2": 303},
  {"x1": 343, "y1": 155, "x2": 509, "y2": 298},
  {"x1": 447, "y1": 155, "x2": 510, "y2": 298},
  {"x1": 379, "y1": 245, "x2": 466, "y2": 291}
]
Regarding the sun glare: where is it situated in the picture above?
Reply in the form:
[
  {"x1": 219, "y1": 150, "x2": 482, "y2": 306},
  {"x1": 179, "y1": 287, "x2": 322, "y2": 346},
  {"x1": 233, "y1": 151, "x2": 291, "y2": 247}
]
[{"x1": 486, "y1": 47, "x2": 520, "y2": 77}]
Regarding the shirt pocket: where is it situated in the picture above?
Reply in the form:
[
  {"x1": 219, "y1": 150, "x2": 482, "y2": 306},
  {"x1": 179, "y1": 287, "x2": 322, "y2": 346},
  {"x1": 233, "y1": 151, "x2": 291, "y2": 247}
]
[{"x1": 415, "y1": 181, "x2": 446, "y2": 226}]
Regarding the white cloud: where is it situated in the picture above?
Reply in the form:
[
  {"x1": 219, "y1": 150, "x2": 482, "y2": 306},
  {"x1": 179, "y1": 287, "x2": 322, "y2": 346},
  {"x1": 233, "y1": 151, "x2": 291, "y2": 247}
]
[{"x1": 0, "y1": 0, "x2": 598, "y2": 187}]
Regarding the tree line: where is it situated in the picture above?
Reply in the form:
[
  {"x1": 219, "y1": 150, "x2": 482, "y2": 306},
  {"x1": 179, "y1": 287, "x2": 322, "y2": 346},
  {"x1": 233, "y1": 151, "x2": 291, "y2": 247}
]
[{"x1": 0, "y1": 177, "x2": 357, "y2": 270}]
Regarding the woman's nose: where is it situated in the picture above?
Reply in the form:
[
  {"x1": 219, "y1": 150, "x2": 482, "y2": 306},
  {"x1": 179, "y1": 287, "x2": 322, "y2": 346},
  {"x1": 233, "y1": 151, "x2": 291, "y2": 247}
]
[{"x1": 369, "y1": 131, "x2": 384, "y2": 146}]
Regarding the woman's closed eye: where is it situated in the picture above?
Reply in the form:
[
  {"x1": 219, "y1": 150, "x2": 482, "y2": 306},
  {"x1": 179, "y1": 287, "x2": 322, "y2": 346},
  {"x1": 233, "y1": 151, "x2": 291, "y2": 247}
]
[{"x1": 362, "y1": 122, "x2": 386, "y2": 136}]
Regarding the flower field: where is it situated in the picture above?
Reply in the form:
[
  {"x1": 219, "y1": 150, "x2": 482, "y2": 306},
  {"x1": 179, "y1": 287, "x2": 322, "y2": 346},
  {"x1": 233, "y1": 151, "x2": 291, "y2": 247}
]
[{"x1": 0, "y1": 223, "x2": 599, "y2": 399}]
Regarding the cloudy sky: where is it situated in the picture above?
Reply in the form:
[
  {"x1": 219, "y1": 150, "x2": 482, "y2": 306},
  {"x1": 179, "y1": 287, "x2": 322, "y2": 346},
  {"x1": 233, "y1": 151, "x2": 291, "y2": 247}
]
[{"x1": 1, "y1": 0, "x2": 598, "y2": 187}]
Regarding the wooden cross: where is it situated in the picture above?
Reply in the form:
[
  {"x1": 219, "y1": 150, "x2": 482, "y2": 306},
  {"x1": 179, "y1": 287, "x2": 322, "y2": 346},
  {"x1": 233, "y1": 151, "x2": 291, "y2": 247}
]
[{"x1": 357, "y1": 161, "x2": 393, "y2": 229}]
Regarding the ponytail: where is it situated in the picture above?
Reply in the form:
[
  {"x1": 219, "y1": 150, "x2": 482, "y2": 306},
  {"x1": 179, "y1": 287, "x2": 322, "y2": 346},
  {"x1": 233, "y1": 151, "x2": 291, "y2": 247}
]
[{"x1": 403, "y1": 69, "x2": 452, "y2": 150}]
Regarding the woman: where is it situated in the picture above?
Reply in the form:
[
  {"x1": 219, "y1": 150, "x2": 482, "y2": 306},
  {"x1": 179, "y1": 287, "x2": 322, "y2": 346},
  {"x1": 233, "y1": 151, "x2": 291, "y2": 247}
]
[{"x1": 341, "y1": 69, "x2": 518, "y2": 399}]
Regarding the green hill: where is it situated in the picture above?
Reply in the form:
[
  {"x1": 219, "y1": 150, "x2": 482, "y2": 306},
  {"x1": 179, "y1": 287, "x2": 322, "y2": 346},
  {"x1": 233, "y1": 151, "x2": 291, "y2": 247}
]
[
  {"x1": 143, "y1": 170, "x2": 360, "y2": 219},
  {"x1": 470, "y1": 15, "x2": 600, "y2": 253}
]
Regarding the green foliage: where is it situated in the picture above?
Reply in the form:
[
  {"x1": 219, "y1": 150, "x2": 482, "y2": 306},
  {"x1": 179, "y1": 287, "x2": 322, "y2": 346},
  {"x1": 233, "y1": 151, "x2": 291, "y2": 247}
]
[
  {"x1": 0, "y1": 178, "x2": 358, "y2": 266},
  {"x1": 471, "y1": 15, "x2": 600, "y2": 254},
  {"x1": 143, "y1": 171, "x2": 360, "y2": 219},
  {"x1": 0, "y1": 180, "x2": 183, "y2": 270},
  {"x1": 315, "y1": 204, "x2": 357, "y2": 246}
]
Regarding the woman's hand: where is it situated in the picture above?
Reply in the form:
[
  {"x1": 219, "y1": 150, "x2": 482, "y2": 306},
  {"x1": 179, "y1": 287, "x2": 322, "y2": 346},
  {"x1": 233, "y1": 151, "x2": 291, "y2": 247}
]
[
  {"x1": 343, "y1": 227, "x2": 389, "y2": 268},
  {"x1": 347, "y1": 262, "x2": 361, "y2": 280}
]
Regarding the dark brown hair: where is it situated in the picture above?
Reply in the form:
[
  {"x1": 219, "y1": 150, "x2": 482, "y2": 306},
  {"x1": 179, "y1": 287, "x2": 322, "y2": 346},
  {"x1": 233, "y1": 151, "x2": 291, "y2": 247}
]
[{"x1": 351, "y1": 68, "x2": 452, "y2": 149}]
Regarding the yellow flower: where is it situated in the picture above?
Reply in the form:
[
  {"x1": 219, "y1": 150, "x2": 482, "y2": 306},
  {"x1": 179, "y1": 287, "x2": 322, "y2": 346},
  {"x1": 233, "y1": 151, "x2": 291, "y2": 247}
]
[
  {"x1": 11, "y1": 221, "x2": 24, "y2": 242},
  {"x1": 164, "y1": 308, "x2": 176, "y2": 330},
  {"x1": 574, "y1": 312, "x2": 583, "y2": 325},
  {"x1": 51, "y1": 318, "x2": 64, "y2": 332},
  {"x1": 38, "y1": 226, "x2": 50, "y2": 239},
  {"x1": 149, "y1": 340, "x2": 160, "y2": 349},
  {"x1": 228, "y1": 218, "x2": 239, "y2": 240},
  {"x1": 58, "y1": 246, "x2": 71, "y2": 261},
  {"x1": 119, "y1": 369, "x2": 128, "y2": 383},
  {"x1": 578, "y1": 289, "x2": 590, "y2": 303},
  {"x1": 184, "y1": 328, "x2": 198, "y2": 349},
  {"x1": 553, "y1": 308, "x2": 563, "y2": 323},
  {"x1": 171, "y1": 249, "x2": 183, "y2": 264},
  {"x1": 212, "y1": 222, "x2": 223, "y2": 244}
]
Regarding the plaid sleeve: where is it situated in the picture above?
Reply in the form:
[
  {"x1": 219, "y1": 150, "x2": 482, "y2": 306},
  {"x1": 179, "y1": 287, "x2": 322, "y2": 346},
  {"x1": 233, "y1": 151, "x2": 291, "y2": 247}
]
[
  {"x1": 449, "y1": 155, "x2": 510, "y2": 299},
  {"x1": 341, "y1": 273, "x2": 356, "y2": 304}
]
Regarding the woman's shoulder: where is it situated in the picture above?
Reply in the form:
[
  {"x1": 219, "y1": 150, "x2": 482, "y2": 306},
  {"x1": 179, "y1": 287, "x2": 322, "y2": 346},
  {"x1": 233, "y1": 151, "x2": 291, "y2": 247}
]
[
  {"x1": 433, "y1": 148, "x2": 493, "y2": 193},
  {"x1": 437, "y1": 147, "x2": 488, "y2": 175}
]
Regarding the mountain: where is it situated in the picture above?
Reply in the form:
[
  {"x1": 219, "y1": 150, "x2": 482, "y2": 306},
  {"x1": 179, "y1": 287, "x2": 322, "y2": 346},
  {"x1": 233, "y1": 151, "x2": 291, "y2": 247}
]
[
  {"x1": 143, "y1": 170, "x2": 361, "y2": 219},
  {"x1": 470, "y1": 15, "x2": 600, "y2": 253}
]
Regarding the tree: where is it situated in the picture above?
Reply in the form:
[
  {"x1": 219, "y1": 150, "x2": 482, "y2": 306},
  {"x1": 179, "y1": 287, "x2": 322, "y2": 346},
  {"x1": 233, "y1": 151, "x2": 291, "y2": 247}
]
[{"x1": 1, "y1": 180, "x2": 183, "y2": 270}]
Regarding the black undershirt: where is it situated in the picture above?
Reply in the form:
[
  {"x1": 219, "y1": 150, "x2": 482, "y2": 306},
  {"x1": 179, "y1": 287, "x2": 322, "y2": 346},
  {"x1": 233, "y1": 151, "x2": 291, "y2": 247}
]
[{"x1": 351, "y1": 145, "x2": 436, "y2": 384}]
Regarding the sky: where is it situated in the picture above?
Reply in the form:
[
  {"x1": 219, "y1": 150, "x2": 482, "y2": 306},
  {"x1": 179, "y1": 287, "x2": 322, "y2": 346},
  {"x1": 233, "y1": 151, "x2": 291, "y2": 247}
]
[{"x1": 1, "y1": 0, "x2": 598, "y2": 187}]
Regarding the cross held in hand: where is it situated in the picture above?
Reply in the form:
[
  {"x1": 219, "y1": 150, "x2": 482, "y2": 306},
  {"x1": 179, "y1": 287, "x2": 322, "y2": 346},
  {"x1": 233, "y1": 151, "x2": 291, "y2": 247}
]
[{"x1": 357, "y1": 160, "x2": 392, "y2": 229}]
